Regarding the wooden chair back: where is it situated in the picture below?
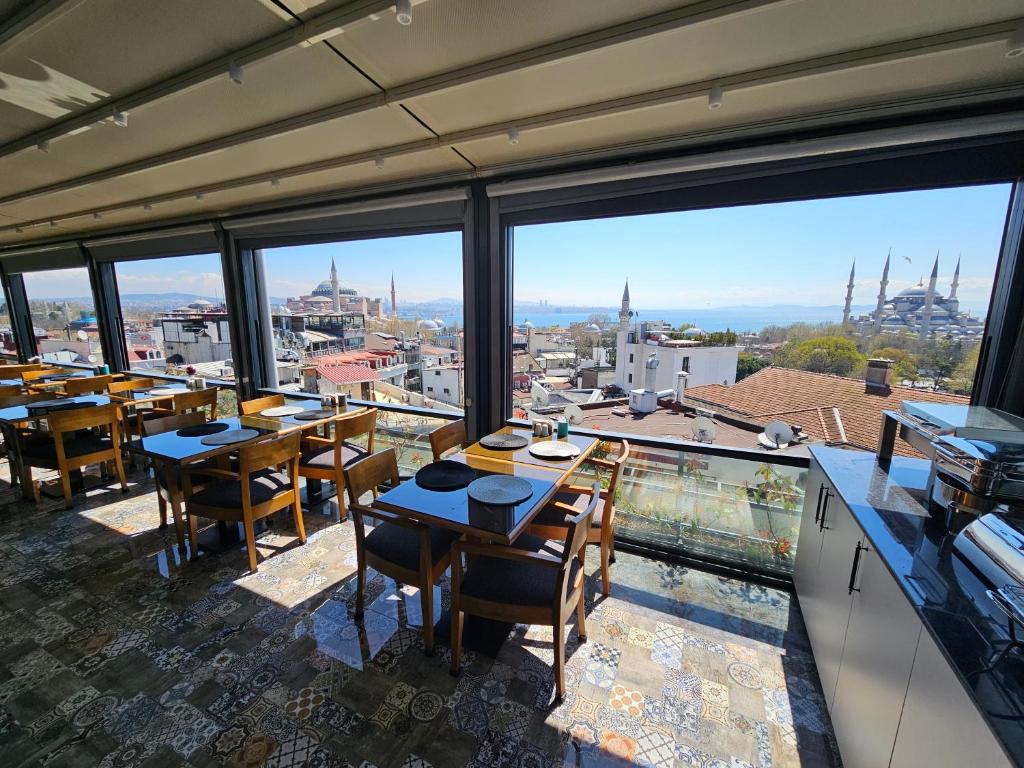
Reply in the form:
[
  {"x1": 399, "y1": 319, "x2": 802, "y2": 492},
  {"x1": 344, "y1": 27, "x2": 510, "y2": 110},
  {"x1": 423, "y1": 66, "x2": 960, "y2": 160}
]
[
  {"x1": 429, "y1": 419, "x2": 467, "y2": 460},
  {"x1": 240, "y1": 394, "x2": 285, "y2": 415},
  {"x1": 21, "y1": 369, "x2": 52, "y2": 383},
  {"x1": 108, "y1": 378, "x2": 155, "y2": 394},
  {"x1": 172, "y1": 388, "x2": 218, "y2": 420},
  {"x1": 142, "y1": 411, "x2": 206, "y2": 437},
  {"x1": 46, "y1": 403, "x2": 122, "y2": 439},
  {"x1": 0, "y1": 392, "x2": 51, "y2": 408},
  {"x1": 238, "y1": 431, "x2": 302, "y2": 476},
  {"x1": 556, "y1": 483, "x2": 601, "y2": 603},
  {"x1": 0, "y1": 383, "x2": 23, "y2": 397},
  {"x1": 1, "y1": 363, "x2": 45, "y2": 375},
  {"x1": 335, "y1": 407, "x2": 378, "y2": 451},
  {"x1": 64, "y1": 375, "x2": 114, "y2": 395},
  {"x1": 344, "y1": 448, "x2": 400, "y2": 507}
]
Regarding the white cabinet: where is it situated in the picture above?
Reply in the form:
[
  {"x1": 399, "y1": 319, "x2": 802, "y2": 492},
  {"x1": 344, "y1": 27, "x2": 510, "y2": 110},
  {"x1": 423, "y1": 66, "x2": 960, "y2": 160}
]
[
  {"x1": 890, "y1": 630, "x2": 1012, "y2": 768},
  {"x1": 830, "y1": 543, "x2": 922, "y2": 768},
  {"x1": 793, "y1": 462, "x2": 828, "y2": 591}
]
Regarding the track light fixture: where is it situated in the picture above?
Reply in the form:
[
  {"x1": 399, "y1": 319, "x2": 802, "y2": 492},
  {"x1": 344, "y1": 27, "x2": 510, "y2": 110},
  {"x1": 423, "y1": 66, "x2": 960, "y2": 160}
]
[
  {"x1": 37, "y1": 139, "x2": 49, "y2": 152},
  {"x1": 507, "y1": 127, "x2": 520, "y2": 145},
  {"x1": 395, "y1": 0, "x2": 412, "y2": 26},
  {"x1": 270, "y1": 177, "x2": 281, "y2": 187},
  {"x1": 15, "y1": 226, "x2": 22, "y2": 233},
  {"x1": 112, "y1": 107, "x2": 128, "y2": 127},
  {"x1": 49, "y1": 219, "x2": 57, "y2": 228},
  {"x1": 708, "y1": 84, "x2": 724, "y2": 110},
  {"x1": 143, "y1": 203, "x2": 153, "y2": 211},
  {"x1": 195, "y1": 192, "x2": 204, "y2": 200},
  {"x1": 229, "y1": 61, "x2": 244, "y2": 85},
  {"x1": 375, "y1": 154, "x2": 385, "y2": 169},
  {"x1": 1008, "y1": 24, "x2": 1024, "y2": 58},
  {"x1": 93, "y1": 212, "x2": 102, "y2": 220}
]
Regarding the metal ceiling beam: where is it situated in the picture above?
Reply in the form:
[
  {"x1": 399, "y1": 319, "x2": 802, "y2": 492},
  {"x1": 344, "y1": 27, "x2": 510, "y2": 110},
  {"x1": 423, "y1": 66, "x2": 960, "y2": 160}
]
[
  {"x1": 0, "y1": 16, "x2": 1019, "y2": 217},
  {"x1": 0, "y1": 0, "x2": 394, "y2": 157},
  {"x1": 0, "y1": 0, "x2": 792, "y2": 202},
  {"x1": 0, "y1": 0, "x2": 85, "y2": 50}
]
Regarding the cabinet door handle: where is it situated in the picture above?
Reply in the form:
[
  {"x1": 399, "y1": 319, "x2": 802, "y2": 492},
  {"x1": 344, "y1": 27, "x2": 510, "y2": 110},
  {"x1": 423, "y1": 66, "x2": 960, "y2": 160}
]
[
  {"x1": 848, "y1": 542, "x2": 869, "y2": 595},
  {"x1": 813, "y1": 484, "x2": 826, "y2": 525},
  {"x1": 818, "y1": 490, "x2": 832, "y2": 531}
]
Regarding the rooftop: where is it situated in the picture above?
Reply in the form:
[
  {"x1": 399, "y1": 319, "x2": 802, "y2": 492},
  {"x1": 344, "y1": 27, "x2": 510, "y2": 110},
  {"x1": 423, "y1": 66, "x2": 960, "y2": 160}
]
[{"x1": 315, "y1": 362, "x2": 381, "y2": 384}]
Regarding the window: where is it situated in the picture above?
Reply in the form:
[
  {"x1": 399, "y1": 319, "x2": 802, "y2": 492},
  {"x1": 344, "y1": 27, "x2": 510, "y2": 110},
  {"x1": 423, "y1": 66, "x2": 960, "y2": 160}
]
[
  {"x1": 511, "y1": 183, "x2": 1012, "y2": 577},
  {"x1": 259, "y1": 231, "x2": 463, "y2": 412},
  {"x1": 114, "y1": 254, "x2": 235, "y2": 381},
  {"x1": 20, "y1": 267, "x2": 103, "y2": 366}
]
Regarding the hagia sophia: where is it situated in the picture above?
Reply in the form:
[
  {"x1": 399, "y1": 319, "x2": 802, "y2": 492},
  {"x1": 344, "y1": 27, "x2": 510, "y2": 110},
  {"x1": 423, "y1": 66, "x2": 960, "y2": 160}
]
[
  {"x1": 281, "y1": 258, "x2": 387, "y2": 318},
  {"x1": 843, "y1": 252, "x2": 985, "y2": 339}
]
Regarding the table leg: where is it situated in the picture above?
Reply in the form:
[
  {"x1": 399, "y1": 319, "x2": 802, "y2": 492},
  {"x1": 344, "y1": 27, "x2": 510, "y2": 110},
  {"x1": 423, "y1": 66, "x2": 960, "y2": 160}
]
[{"x1": 162, "y1": 464, "x2": 187, "y2": 552}]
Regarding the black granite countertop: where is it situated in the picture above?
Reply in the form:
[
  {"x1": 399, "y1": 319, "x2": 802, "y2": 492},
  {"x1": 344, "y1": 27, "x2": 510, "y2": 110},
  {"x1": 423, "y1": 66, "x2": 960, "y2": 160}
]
[{"x1": 811, "y1": 445, "x2": 1023, "y2": 767}]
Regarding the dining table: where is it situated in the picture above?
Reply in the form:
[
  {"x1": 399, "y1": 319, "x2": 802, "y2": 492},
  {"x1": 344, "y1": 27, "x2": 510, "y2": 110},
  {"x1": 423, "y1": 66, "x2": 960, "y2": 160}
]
[
  {"x1": 125, "y1": 399, "x2": 364, "y2": 552},
  {"x1": 371, "y1": 425, "x2": 599, "y2": 653}
]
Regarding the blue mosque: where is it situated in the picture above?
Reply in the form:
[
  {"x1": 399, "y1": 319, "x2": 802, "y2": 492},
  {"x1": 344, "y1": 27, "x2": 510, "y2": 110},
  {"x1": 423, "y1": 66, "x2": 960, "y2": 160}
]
[{"x1": 842, "y1": 252, "x2": 985, "y2": 339}]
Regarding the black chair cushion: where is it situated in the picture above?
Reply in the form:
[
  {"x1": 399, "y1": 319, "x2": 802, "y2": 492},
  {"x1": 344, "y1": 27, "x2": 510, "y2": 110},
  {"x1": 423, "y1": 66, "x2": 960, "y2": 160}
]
[
  {"x1": 21, "y1": 433, "x2": 114, "y2": 468},
  {"x1": 156, "y1": 459, "x2": 217, "y2": 491},
  {"x1": 460, "y1": 533, "x2": 578, "y2": 607},
  {"x1": 188, "y1": 469, "x2": 292, "y2": 508},
  {"x1": 531, "y1": 491, "x2": 603, "y2": 529},
  {"x1": 363, "y1": 521, "x2": 459, "y2": 572},
  {"x1": 299, "y1": 442, "x2": 368, "y2": 470}
]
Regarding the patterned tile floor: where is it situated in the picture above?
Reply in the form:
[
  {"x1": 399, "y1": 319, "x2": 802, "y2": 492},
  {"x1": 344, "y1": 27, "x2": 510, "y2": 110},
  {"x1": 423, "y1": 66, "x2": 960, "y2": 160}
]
[{"x1": 0, "y1": 465, "x2": 840, "y2": 768}]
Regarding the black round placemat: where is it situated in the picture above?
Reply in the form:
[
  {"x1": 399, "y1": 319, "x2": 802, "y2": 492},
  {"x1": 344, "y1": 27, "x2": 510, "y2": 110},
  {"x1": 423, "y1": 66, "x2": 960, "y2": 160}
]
[
  {"x1": 177, "y1": 422, "x2": 229, "y2": 438},
  {"x1": 415, "y1": 460, "x2": 476, "y2": 491},
  {"x1": 468, "y1": 476, "x2": 533, "y2": 505},
  {"x1": 293, "y1": 409, "x2": 336, "y2": 421},
  {"x1": 479, "y1": 432, "x2": 529, "y2": 450},
  {"x1": 201, "y1": 428, "x2": 260, "y2": 446}
]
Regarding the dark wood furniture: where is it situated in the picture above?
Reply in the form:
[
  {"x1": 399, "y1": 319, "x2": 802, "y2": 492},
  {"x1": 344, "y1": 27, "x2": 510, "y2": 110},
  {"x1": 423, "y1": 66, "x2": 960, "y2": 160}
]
[
  {"x1": 299, "y1": 407, "x2": 377, "y2": 520},
  {"x1": 172, "y1": 388, "x2": 219, "y2": 419},
  {"x1": 428, "y1": 419, "x2": 467, "y2": 460},
  {"x1": 240, "y1": 394, "x2": 285, "y2": 415}
]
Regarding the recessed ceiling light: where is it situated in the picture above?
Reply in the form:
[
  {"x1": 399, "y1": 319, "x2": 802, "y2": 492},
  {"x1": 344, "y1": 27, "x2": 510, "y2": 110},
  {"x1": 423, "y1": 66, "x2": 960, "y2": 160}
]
[
  {"x1": 229, "y1": 61, "x2": 244, "y2": 85},
  {"x1": 395, "y1": 0, "x2": 412, "y2": 26},
  {"x1": 708, "y1": 84, "x2": 724, "y2": 110},
  {"x1": 507, "y1": 127, "x2": 520, "y2": 145},
  {"x1": 1007, "y1": 24, "x2": 1024, "y2": 58}
]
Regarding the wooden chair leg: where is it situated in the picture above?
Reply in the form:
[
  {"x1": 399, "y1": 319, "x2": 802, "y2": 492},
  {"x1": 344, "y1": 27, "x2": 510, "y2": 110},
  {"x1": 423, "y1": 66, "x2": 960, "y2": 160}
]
[
  {"x1": 336, "y1": 470, "x2": 348, "y2": 521},
  {"x1": 420, "y1": 580, "x2": 434, "y2": 655},
  {"x1": 293, "y1": 496, "x2": 307, "y2": 544},
  {"x1": 600, "y1": 541, "x2": 612, "y2": 598},
  {"x1": 450, "y1": 607, "x2": 463, "y2": 675},
  {"x1": 576, "y1": 591, "x2": 587, "y2": 642},
  {"x1": 113, "y1": 452, "x2": 128, "y2": 493},
  {"x1": 60, "y1": 470, "x2": 73, "y2": 509},
  {"x1": 242, "y1": 515, "x2": 258, "y2": 572},
  {"x1": 553, "y1": 620, "x2": 566, "y2": 700},
  {"x1": 186, "y1": 513, "x2": 200, "y2": 557},
  {"x1": 354, "y1": 552, "x2": 366, "y2": 620}
]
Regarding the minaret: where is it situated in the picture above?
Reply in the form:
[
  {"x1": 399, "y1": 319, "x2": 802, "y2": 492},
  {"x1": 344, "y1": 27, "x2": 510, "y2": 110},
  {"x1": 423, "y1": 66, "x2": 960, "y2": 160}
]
[
  {"x1": 919, "y1": 252, "x2": 939, "y2": 340},
  {"x1": 842, "y1": 260, "x2": 855, "y2": 326},
  {"x1": 949, "y1": 256, "x2": 960, "y2": 300},
  {"x1": 873, "y1": 250, "x2": 890, "y2": 335},
  {"x1": 618, "y1": 280, "x2": 631, "y2": 332},
  {"x1": 390, "y1": 273, "x2": 397, "y2": 317},
  {"x1": 330, "y1": 258, "x2": 340, "y2": 313}
]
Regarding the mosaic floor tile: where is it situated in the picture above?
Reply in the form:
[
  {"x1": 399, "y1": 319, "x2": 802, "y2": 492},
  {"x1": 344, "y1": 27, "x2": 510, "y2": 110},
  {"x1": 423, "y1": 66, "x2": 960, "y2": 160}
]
[{"x1": 0, "y1": 462, "x2": 836, "y2": 767}]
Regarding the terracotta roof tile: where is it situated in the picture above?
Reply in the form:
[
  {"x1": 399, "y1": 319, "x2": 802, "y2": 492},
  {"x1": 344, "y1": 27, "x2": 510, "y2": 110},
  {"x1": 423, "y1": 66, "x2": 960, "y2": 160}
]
[
  {"x1": 316, "y1": 363, "x2": 380, "y2": 385},
  {"x1": 686, "y1": 366, "x2": 968, "y2": 456}
]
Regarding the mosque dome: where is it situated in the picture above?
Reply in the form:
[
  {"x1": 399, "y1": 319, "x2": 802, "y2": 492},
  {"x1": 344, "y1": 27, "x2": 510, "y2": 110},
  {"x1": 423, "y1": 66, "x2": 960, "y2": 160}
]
[
  {"x1": 896, "y1": 285, "x2": 943, "y2": 300},
  {"x1": 522, "y1": 320, "x2": 534, "y2": 329},
  {"x1": 311, "y1": 279, "x2": 357, "y2": 297},
  {"x1": 418, "y1": 319, "x2": 440, "y2": 331},
  {"x1": 585, "y1": 323, "x2": 601, "y2": 333},
  {"x1": 682, "y1": 327, "x2": 704, "y2": 337},
  {"x1": 308, "y1": 295, "x2": 332, "y2": 305}
]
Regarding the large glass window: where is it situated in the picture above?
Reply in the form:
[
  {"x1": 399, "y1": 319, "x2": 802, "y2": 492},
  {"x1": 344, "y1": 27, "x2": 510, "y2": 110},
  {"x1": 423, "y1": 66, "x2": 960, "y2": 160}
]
[
  {"x1": 114, "y1": 253, "x2": 235, "y2": 381},
  {"x1": 20, "y1": 267, "x2": 102, "y2": 365},
  {"x1": 259, "y1": 231, "x2": 464, "y2": 412},
  {"x1": 511, "y1": 183, "x2": 1012, "y2": 575}
]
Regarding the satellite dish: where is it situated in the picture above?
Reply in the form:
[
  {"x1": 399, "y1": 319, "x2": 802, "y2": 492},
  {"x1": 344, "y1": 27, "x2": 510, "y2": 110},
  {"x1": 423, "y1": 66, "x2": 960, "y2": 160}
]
[
  {"x1": 87, "y1": 354, "x2": 98, "y2": 363},
  {"x1": 75, "y1": 329, "x2": 89, "y2": 342},
  {"x1": 564, "y1": 404, "x2": 584, "y2": 425},
  {"x1": 761, "y1": 419, "x2": 795, "y2": 449},
  {"x1": 530, "y1": 381, "x2": 549, "y2": 406},
  {"x1": 692, "y1": 416, "x2": 716, "y2": 444}
]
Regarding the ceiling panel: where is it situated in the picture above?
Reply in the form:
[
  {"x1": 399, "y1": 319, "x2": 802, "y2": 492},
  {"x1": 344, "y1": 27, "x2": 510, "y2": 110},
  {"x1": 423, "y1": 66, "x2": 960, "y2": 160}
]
[
  {"x1": 0, "y1": 45, "x2": 379, "y2": 198},
  {"x1": 0, "y1": 147, "x2": 467, "y2": 245},
  {"x1": 454, "y1": 42, "x2": 1022, "y2": 168},
  {"x1": 0, "y1": 106, "x2": 437, "y2": 223},
  {"x1": 0, "y1": 0, "x2": 287, "y2": 140}
]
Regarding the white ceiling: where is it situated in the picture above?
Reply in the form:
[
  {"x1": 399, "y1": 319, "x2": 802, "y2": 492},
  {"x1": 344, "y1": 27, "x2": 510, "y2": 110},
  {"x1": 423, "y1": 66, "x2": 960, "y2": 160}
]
[{"x1": 0, "y1": 0, "x2": 1021, "y2": 246}]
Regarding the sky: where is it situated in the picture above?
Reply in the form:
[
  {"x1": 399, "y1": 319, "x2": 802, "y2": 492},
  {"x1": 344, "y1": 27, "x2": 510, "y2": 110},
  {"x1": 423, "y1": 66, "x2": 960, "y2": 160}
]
[{"x1": 19, "y1": 183, "x2": 1012, "y2": 315}]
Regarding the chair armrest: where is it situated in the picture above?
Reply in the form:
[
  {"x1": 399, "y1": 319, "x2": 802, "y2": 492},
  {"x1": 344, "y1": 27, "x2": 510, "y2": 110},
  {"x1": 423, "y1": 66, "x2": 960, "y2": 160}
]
[
  {"x1": 303, "y1": 435, "x2": 333, "y2": 448},
  {"x1": 558, "y1": 483, "x2": 607, "y2": 498},
  {"x1": 586, "y1": 457, "x2": 617, "y2": 470},
  {"x1": 359, "y1": 503, "x2": 429, "y2": 532},
  {"x1": 454, "y1": 541, "x2": 561, "y2": 567}
]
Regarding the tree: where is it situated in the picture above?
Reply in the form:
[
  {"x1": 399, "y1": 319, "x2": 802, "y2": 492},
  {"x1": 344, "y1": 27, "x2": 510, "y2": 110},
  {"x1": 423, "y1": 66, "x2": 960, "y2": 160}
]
[
  {"x1": 945, "y1": 342, "x2": 980, "y2": 395},
  {"x1": 773, "y1": 335, "x2": 865, "y2": 377},
  {"x1": 920, "y1": 336, "x2": 966, "y2": 390},
  {"x1": 870, "y1": 347, "x2": 920, "y2": 386},
  {"x1": 736, "y1": 352, "x2": 769, "y2": 381}
]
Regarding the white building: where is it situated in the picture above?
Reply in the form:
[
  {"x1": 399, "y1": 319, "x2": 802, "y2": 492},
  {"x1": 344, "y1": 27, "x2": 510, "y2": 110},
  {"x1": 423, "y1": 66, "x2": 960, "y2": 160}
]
[
  {"x1": 614, "y1": 281, "x2": 738, "y2": 392},
  {"x1": 423, "y1": 364, "x2": 461, "y2": 405}
]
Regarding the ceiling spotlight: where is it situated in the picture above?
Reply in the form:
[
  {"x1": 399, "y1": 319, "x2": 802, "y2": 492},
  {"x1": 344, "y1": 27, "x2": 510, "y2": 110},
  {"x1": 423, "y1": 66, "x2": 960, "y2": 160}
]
[
  {"x1": 507, "y1": 127, "x2": 520, "y2": 146},
  {"x1": 37, "y1": 139, "x2": 49, "y2": 152},
  {"x1": 15, "y1": 226, "x2": 23, "y2": 233},
  {"x1": 112, "y1": 107, "x2": 128, "y2": 127},
  {"x1": 49, "y1": 219, "x2": 57, "y2": 228},
  {"x1": 229, "y1": 61, "x2": 244, "y2": 85},
  {"x1": 1007, "y1": 24, "x2": 1024, "y2": 58},
  {"x1": 375, "y1": 154, "x2": 385, "y2": 169},
  {"x1": 93, "y1": 212, "x2": 102, "y2": 220},
  {"x1": 143, "y1": 203, "x2": 153, "y2": 211},
  {"x1": 395, "y1": 0, "x2": 412, "y2": 26},
  {"x1": 708, "y1": 84, "x2": 724, "y2": 110},
  {"x1": 195, "y1": 192, "x2": 204, "y2": 201},
  {"x1": 270, "y1": 177, "x2": 281, "y2": 187}
]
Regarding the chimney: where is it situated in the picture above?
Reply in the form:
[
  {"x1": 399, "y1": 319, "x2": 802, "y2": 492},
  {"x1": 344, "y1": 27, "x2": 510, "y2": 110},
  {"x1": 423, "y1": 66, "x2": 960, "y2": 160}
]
[
  {"x1": 675, "y1": 370, "x2": 689, "y2": 403},
  {"x1": 865, "y1": 358, "x2": 893, "y2": 395}
]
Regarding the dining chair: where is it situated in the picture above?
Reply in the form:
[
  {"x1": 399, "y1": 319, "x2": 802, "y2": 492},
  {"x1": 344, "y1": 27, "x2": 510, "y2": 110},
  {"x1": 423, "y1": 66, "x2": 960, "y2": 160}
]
[
  {"x1": 299, "y1": 407, "x2": 377, "y2": 521},
  {"x1": 0, "y1": 392, "x2": 52, "y2": 487},
  {"x1": 21, "y1": 369, "x2": 53, "y2": 386},
  {"x1": 1, "y1": 363, "x2": 45, "y2": 377},
  {"x1": 343, "y1": 448, "x2": 460, "y2": 655},
  {"x1": 142, "y1": 411, "x2": 214, "y2": 549},
  {"x1": 172, "y1": 388, "x2": 218, "y2": 420},
  {"x1": 450, "y1": 482, "x2": 601, "y2": 699},
  {"x1": 64, "y1": 374, "x2": 115, "y2": 396},
  {"x1": 19, "y1": 403, "x2": 128, "y2": 508},
  {"x1": 182, "y1": 431, "x2": 304, "y2": 572},
  {"x1": 527, "y1": 440, "x2": 630, "y2": 597},
  {"x1": 108, "y1": 378, "x2": 156, "y2": 395},
  {"x1": 240, "y1": 394, "x2": 285, "y2": 415},
  {"x1": 108, "y1": 378, "x2": 167, "y2": 445},
  {"x1": 428, "y1": 419, "x2": 468, "y2": 461},
  {"x1": 0, "y1": 384, "x2": 23, "y2": 398}
]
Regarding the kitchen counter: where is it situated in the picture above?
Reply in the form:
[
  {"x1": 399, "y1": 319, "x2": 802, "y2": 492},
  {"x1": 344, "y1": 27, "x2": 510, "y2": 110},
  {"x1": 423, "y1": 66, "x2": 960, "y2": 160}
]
[{"x1": 812, "y1": 445, "x2": 1023, "y2": 767}]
